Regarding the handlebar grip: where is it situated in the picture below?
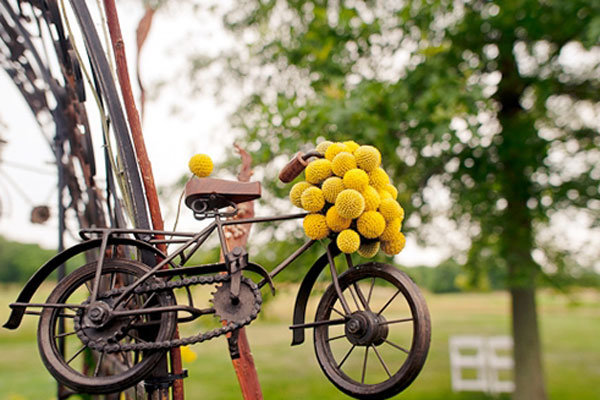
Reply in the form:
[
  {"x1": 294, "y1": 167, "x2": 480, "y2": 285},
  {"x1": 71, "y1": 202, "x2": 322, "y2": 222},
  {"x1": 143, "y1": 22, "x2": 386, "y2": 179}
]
[{"x1": 279, "y1": 152, "x2": 309, "y2": 183}]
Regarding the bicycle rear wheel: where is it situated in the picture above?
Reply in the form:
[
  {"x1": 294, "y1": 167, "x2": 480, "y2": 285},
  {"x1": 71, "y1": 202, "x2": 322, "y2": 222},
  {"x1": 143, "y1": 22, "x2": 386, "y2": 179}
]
[
  {"x1": 38, "y1": 259, "x2": 177, "y2": 394},
  {"x1": 314, "y1": 262, "x2": 431, "y2": 399}
]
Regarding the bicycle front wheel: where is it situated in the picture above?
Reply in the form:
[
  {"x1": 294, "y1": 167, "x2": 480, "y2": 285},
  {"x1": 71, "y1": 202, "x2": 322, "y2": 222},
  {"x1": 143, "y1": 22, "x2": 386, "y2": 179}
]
[{"x1": 314, "y1": 262, "x2": 431, "y2": 399}]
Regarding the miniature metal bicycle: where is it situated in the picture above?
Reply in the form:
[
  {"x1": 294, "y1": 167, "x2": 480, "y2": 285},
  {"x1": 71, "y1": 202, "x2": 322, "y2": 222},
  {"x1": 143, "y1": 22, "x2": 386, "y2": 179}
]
[{"x1": 4, "y1": 153, "x2": 431, "y2": 399}]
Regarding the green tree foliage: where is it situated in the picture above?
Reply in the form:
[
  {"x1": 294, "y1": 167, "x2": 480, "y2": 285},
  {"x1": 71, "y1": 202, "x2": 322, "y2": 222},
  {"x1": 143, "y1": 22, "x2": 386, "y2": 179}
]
[
  {"x1": 185, "y1": 1, "x2": 599, "y2": 399},
  {"x1": 0, "y1": 236, "x2": 55, "y2": 282}
]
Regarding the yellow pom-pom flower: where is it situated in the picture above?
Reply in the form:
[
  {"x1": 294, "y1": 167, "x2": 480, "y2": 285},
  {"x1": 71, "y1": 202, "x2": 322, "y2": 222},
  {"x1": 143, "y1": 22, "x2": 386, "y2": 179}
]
[
  {"x1": 325, "y1": 206, "x2": 352, "y2": 232},
  {"x1": 368, "y1": 167, "x2": 390, "y2": 189},
  {"x1": 343, "y1": 168, "x2": 369, "y2": 191},
  {"x1": 303, "y1": 214, "x2": 330, "y2": 240},
  {"x1": 343, "y1": 140, "x2": 360, "y2": 154},
  {"x1": 362, "y1": 185, "x2": 381, "y2": 211},
  {"x1": 358, "y1": 241, "x2": 380, "y2": 258},
  {"x1": 321, "y1": 177, "x2": 345, "y2": 203},
  {"x1": 379, "y1": 198, "x2": 403, "y2": 221},
  {"x1": 300, "y1": 187, "x2": 325, "y2": 212},
  {"x1": 381, "y1": 232, "x2": 406, "y2": 255},
  {"x1": 180, "y1": 345, "x2": 198, "y2": 363},
  {"x1": 337, "y1": 229, "x2": 360, "y2": 254},
  {"x1": 325, "y1": 142, "x2": 347, "y2": 161},
  {"x1": 354, "y1": 145, "x2": 381, "y2": 172},
  {"x1": 380, "y1": 218, "x2": 402, "y2": 241},
  {"x1": 188, "y1": 154, "x2": 213, "y2": 177},
  {"x1": 384, "y1": 184, "x2": 398, "y2": 200},
  {"x1": 332, "y1": 152, "x2": 357, "y2": 177},
  {"x1": 316, "y1": 140, "x2": 333, "y2": 155},
  {"x1": 335, "y1": 189, "x2": 365, "y2": 219},
  {"x1": 378, "y1": 189, "x2": 393, "y2": 200},
  {"x1": 289, "y1": 181, "x2": 312, "y2": 208},
  {"x1": 305, "y1": 159, "x2": 332, "y2": 184},
  {"x1": 357, "y1": 211, "x2": 386, "y2": 239}
]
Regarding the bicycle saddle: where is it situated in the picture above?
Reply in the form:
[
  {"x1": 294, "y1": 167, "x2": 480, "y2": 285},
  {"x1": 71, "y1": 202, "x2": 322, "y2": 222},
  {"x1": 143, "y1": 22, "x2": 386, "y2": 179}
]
[{"x1": 184, "y1": 177, "x2": 261, "y2": 211}]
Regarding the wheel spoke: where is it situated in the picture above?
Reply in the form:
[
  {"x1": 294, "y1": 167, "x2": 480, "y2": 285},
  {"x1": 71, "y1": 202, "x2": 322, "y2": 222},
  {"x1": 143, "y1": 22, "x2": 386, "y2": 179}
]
[
  {"x1": 66, "y1": 344, "x2": 87, "y2": 365},
  {"x1": 377, "y1": 289, "x2": 401, "y2": 316},
  {"x1": 337, "y1": 345, "x2": 356, "y2": 369},
  {"x1": 353, "y1": 282, "x2": 371, "y2": 312},
  {"x1": 384, "y1": 339, "x2": 410, "y2": 354},
  {"x1": 371, "y1": 345, "x2": 392, "y2": 378},
  {"x1": 54, "y1": 329, "x2": 79, "y2": 339},
  {"x1": 110, "y1": 272, "x2": 117, "y2": 290},
  {"x1": 327, "y1": 333, "x2": 347, "y2": 342},
  {"x1": 127, "y1": 332, "x2": 148, "y2": 343},
  {"x1": 141, "y1": 292, "x2": 157, "y2": 310},
  {"x1": 361, "y1": 346, "x2": 369, "y2": 384},
  {"x1": 331, "y1": 307, "x2": 346, "y2": 318},
  {"x1": 93, "y1": 351, "x2": 105, "y2": 377},
  {"x1": 379, "y1": 317, "x2": 413, "y2": 325},
  {"x1": 348, "y1": 286, "x2": 361, "y2": 311}
]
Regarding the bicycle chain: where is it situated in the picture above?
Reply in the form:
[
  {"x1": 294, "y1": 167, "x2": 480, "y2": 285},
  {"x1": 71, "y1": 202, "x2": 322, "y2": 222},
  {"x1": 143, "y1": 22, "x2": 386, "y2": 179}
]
[{"x1": 73, "y1": 273, "x2": 262, "y2": 354}]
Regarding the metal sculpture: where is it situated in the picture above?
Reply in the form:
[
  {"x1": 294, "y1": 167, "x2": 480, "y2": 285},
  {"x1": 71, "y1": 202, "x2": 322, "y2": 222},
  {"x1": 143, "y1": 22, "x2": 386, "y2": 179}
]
[
  {"x1": 5, "y1": 150, "x2": 432, "y2": 399},
  {"x1": 0, "y1": 0, "x2": 181, "y2": 397}
]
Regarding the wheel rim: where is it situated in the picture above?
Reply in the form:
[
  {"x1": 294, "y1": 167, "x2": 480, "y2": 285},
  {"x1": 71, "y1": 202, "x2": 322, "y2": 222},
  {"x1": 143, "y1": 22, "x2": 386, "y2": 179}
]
[
  {"x1": 38, "y1": 260, "x2": 176, "y2": 394},
  {"x1": 314, "y1": 263, "x2": 430, "y2": 399}
]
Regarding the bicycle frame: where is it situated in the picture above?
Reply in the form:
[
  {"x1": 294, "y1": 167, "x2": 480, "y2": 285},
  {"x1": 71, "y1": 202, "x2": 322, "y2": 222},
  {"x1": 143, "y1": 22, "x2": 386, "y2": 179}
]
[{"x1": 77, "y1": 210, "x2": 351, "y2": 314}]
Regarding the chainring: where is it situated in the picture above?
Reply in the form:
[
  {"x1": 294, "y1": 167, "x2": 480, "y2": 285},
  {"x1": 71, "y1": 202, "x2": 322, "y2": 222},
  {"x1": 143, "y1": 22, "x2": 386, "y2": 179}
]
[{"x1": 212, "y1": 278, "x2": 260, "y2": 323}]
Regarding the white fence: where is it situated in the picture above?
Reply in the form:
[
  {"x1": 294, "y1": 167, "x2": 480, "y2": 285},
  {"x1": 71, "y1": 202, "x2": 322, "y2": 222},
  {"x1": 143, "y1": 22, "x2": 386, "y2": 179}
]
[{"x1": 449, "y1": 335, "x2": 514, "y2": 394}]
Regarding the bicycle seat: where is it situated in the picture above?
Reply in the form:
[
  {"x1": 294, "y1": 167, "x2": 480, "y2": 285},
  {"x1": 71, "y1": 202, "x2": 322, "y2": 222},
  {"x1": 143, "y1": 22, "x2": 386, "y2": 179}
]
[{"x1": 184, "y1": 178, "x2": 262, "y2": 211}]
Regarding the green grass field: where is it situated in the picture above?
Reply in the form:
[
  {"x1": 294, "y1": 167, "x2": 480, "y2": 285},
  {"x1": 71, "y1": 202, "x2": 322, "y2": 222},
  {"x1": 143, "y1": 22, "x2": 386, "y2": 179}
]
[{"x1": 0, "y1": 282, "x2": 598, "y2": 400}]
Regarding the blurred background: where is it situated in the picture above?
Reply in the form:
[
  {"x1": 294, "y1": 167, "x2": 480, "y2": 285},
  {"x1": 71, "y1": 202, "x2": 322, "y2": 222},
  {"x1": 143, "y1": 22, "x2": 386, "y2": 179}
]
[{"x1": 0, "y1": 0, "x2": 598, "y2": 399}]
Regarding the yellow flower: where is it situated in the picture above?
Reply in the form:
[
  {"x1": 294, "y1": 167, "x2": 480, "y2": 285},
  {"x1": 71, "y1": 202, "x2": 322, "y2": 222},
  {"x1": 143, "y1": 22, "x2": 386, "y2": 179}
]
[
  {"x1": 361, "y1": 185, "x2": 381, "y2": 211},
  {"x1": 343, "y1": 168, "x2": 369, "y2": 191},
  {"x1": 325, "y1": 206, "x2": 352, "y2": 232},
  {"x1": 335, "y1": 189, "x2": 365, "y2": 219},
  {"x1": 379, "y1": 198, "x2": 403, "y2": 221},
  {"x1": 343, "y1": 140, "x2": 360, "y2": 154},
  {"x1": 180, "y1": 345, "x2": 197, "y2": 363},
  {"x1": 354, "y1": 145, "x2": 381, "y2": 172},
  {"x1": 324, "y1": 142, "x2": 347, "y2": 161},
  {"x1": 358, "y1": 241, "x2": 380, "y2": 258},
  {"x1": 380, "y1": 218, "x2": 402, "y2": 241},
  {"x1": 337, "y1": 229, "x2": 360, "y2": 254},
  {"x1": 321, "y1": 177, "x2": 345, "y2": 203},
  {"x1": 332, "y1": 152, "x2": 357, "y2": 177},
  {"x1": 381, "y1": 232, "x2": 406, "y2": 255},
  {"x1": 384, "y1": 184, "x2": 398, "y2": 200},
  {"x1": 378, "y1": 189, "x2": 392, "y2": 200},
  {"x1": 301, "y1": 186, "x2": 325, "y2": 212},
  {"x1": 368, "y1": 167, "x2": 390, "y2": 189},
  {"x1": 289, "y1": 181, "x2": 312, "y2": 208},
  {"x1": 305, "y1": 159, "x2": 332, "y2": 184},
  {"x1": 188, "y1": 154, "x2": 213, "y2": 177},
  {"x1": 316, "y1": 140, "x2": 333, "y2": 155},
  {"x1": 357, "y1": 211, "x2": 386, "y2": 239},
  {"x1": 303, "y1": 214, "x2": 330, "y2": 240}
]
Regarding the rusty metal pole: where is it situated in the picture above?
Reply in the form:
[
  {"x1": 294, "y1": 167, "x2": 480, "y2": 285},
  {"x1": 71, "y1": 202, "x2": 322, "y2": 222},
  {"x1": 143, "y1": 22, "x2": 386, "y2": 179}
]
[
  {"x1": 220, "y1": 144, "x2": 263, "y2": 400},
  {"x1": 102, "y1": 1, "x2": 184, "y2": 398}
]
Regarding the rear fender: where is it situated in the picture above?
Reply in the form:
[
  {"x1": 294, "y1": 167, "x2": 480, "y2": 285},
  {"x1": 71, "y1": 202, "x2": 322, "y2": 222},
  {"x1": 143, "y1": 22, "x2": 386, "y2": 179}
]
[{"x1": 3, "y1": 237, "x2": 168, "y2": 330}]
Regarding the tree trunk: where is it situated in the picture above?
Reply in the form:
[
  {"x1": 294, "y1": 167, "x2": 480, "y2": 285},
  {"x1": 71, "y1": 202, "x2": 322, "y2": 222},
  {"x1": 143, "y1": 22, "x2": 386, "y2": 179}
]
[{"x1": 510, "y1": 286, "x2": 547, "y2": 400}]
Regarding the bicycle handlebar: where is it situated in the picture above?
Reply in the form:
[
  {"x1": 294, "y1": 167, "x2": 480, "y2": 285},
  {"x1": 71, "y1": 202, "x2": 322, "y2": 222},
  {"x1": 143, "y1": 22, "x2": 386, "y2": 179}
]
[{"x1": 279, "y1": 150, "x2": 322, "y2": 183}]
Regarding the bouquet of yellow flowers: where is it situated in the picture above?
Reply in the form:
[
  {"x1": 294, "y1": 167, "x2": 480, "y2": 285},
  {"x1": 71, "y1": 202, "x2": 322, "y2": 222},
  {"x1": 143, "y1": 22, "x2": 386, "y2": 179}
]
[{"x1": 289, "y1": 140, "x2": 406, "y2": 257}]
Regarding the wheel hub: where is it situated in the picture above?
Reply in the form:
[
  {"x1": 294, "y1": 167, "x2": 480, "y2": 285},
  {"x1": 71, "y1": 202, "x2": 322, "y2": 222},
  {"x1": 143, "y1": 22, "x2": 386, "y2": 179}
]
[
  {"x1": 76, "y1": 300, "x2": 131, "y2": 345},
  {"x1": 344, "y1": 311, "x2": 389, "y2": 346}
]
